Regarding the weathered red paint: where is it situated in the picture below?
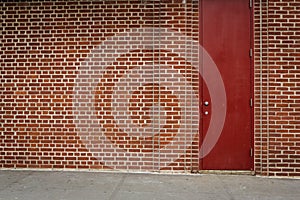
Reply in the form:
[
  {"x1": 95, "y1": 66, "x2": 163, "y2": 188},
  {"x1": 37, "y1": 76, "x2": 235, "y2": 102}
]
[{"x1": 200, "y1": 0, "x2": 253, "y2": 170}]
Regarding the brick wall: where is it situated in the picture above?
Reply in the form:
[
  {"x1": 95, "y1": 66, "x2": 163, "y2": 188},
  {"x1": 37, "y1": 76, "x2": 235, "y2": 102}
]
[
  {"x1": 1, "y1": 0, "x2": 300, "y2": 177},
  {"x1": 254, "y1": 0, "x2": 300, "y2": 177},
  {"x1": 0, "y1": 0, "x2": 199, "y2": 172}
]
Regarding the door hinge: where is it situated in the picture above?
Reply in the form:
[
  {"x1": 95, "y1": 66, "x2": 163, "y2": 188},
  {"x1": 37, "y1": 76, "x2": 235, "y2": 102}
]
[
  {"x1": 250, "y1": 148, "x2": 253, "y2": 157},
  {"x1": 249, "y1": 48, "x2": 253, "y2": 58},
  {"x1": 249, "y1": 0, "x2": 253, "y2": 8},
  {"x1": 250, "y1": 98, "x2": 253, "y2": 107}
]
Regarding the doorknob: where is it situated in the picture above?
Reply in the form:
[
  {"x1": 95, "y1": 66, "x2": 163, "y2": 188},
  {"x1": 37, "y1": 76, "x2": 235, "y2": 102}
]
[
  {"x1": 204, "y1": 111, "x2": 209, "y2": 115},
  {"x1": 204, "y1": 101, "x2": 209, "y2": 106}
]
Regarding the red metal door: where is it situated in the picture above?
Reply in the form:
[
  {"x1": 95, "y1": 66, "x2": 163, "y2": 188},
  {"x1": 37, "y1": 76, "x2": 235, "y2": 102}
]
[{"x1": 199, "y1": 0, "x2": 253, "y2": 170}]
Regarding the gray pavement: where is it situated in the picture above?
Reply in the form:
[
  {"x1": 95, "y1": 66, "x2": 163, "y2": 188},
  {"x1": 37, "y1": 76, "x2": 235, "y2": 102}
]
[{"x1": 0, "y1": 170, "x2": 299, "y2": 200}]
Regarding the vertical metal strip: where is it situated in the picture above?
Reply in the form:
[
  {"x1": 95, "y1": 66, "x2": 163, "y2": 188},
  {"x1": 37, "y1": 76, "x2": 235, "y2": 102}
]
[
  {"x1": 152, "y1": 0, "x2": 155, "y2": 172},
  {"x1": 200, "y1": 0, "x2": 204, "y2": 170},
  {"x1": 266, "y1": 0, "x2": 270, "y2": 177},
  {"x1": 193, "y1": 0, "x2": 198, "y2": 172},
  {"x1": 158, "y1": 0, "x2": 161, "y2": 172},
  {"x1": 259, "y1": 0, "x2": 263, "y2": 176},
  {"x1": 189, "y1": 1, "x2": 193, "y2": 172},
  {"x1": 190, "y1": 0, "x2": 193, "y2": 172},
  {"x1": 188, "y1": 1, "x2": 191, "y2": 172},
  {"x1": 184, "y1": 0, "x2": 188, "y2": 173}
]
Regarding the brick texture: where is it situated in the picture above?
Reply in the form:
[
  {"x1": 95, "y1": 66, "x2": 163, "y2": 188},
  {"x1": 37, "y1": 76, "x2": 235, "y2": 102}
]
[
  {"x1": 1, "y1": 0, "x2": 300, "y2": 177},
  {"x1": 254, "y1": 0, "x2": 300, "y2": 177},
  {"x1": 0, "y1": 0, "x2": 199, "y2": 172}
]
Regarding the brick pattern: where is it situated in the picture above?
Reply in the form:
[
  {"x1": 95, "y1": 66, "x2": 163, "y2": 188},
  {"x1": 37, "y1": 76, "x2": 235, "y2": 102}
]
[
  {"x1": 0, "y1": 1, "x2": 199, "y2": 172},
  {"x1": 1, "y1": 0, "x2": 300, "y2": 176},
  {"x1": 254, "y1": 0, "x2": 300, "y2": 177}
]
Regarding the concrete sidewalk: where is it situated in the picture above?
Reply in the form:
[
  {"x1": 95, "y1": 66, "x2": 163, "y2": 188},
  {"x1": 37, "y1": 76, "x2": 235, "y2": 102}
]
[{"x1": 0, "y1": 170, "x2": 299, "y2": 200}]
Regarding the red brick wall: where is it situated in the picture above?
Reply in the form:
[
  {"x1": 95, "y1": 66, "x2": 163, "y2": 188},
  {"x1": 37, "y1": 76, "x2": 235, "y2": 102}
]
[
  {"x1": 0, "y1": 0, "x2": 199, "y2": 172},
  {"x1": 1, "y1": 0, "x2": 300, "y2": 177},
  {"x1": 254, "y1": 0, "x2": 300, "y2": 177}
]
